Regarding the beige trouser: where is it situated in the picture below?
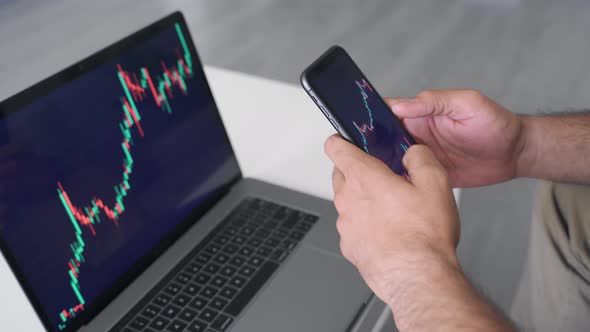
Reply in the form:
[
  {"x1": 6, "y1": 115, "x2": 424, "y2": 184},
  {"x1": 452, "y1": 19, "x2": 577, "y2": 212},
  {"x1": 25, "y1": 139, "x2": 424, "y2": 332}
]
[{"x1": 510, "y1": 181, "x2": 590, "y2": 331}]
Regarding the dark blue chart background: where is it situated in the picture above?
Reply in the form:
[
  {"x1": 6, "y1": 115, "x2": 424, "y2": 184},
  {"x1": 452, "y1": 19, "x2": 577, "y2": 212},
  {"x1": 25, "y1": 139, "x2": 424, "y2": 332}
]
[
  {"x1": 0, "y1": 26, "x2": 239, "y2": 330},
  {"x1": 309, "y1": 54, "x2": 413, "y2": 176}
]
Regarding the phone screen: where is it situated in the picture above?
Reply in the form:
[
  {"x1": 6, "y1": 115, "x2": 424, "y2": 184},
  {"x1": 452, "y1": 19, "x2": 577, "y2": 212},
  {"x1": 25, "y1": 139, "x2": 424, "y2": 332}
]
[{"x1": 305, "y1": 47, "x2": 414, "y2": 178}]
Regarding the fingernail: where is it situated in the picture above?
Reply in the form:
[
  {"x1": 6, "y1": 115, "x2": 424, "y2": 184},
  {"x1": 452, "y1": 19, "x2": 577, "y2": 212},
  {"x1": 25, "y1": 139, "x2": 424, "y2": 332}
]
[
  {"x1": 391, "y1": 98, "x2": 417, "y2": 107},
  {"x1": 390, "y1": 98, "x2": 417, "y2": 111}
]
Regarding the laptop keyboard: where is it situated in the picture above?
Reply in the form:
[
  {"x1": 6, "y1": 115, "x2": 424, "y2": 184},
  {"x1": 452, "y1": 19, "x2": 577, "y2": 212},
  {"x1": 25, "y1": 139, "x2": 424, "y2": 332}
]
[{"x1": 112, "y1": 197, "x2": 318, "y2": 332}]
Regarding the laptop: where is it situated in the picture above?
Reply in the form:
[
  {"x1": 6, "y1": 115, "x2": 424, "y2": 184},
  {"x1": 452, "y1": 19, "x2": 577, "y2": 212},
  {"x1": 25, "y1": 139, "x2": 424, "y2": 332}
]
[{"x1": 0, "y1": 11, "x2": 372, "y2": 332}]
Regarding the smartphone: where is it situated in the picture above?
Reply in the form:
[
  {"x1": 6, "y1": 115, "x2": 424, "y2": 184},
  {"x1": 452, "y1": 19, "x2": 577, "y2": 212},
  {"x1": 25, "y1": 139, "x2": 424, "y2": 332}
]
[{"x1": 300, "y1": 45, "x2": 415, "y2": 178}]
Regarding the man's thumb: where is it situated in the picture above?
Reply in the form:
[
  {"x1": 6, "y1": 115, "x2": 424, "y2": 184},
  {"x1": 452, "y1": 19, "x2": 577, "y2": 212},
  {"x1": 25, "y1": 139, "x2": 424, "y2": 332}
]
[
  {"x1": 402, "y1": 145, "x2": 449, "y2": 189},
  {"x1": 387, "y1": 90, "x2": 468, "y2": 119}
]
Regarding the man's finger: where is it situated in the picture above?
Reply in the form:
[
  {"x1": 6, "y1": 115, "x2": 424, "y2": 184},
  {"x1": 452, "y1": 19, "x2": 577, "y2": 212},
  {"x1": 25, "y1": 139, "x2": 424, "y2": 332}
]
[
  {"x1": 332, "y1": 167, "x2": 345, "y2": 194},
  {"x1": 324, "y1": 134, "x2": 372, "y2": 177},
  {"x1": 402, "y1": 144, "x2": 449, "y2": 190},
  {"x1": 384, "y1": 97, "x2": 416, "y2": 111},
  {"x1": 388, "y1": 89, "x2": 476, "y2": 119}
]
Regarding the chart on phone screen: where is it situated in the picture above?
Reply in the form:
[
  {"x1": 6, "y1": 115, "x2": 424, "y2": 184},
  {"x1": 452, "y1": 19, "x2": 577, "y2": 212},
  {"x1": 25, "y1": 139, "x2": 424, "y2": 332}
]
[{"x1": 351, "y1": 78, "x2": 411, "y2": 180}]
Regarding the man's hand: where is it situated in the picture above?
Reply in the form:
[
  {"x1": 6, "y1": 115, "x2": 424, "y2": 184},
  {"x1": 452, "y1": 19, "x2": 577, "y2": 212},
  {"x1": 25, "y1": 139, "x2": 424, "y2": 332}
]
[
  {"x1": 325, "y1": 135, "x2": 515, "y2": 331},
  {"x1": 387, "y1": 90, "x2": 524, "y2": 187},
  {"x1": 324, "y1": 135, "x2": 460, "y2": 304}
]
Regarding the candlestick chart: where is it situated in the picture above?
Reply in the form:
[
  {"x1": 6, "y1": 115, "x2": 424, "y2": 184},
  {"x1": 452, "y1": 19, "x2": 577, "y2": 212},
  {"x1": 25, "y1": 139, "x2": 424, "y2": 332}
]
[
  {"x1": 55, "y1": 23, "x2": 193, "y2": 330},
  {"x1": 351, "y1": 79, "x2": 411, "y2": 179},
  {"x1": 352, "y1": 79, "x2": 375, "y2": 153}
]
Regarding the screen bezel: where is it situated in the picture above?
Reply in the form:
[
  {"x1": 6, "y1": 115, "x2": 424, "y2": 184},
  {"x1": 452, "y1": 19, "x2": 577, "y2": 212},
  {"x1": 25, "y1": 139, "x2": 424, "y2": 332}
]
[
  {"x1": 302, "y1": 45, "x2": 415, "y2": 150},
  {"x1": 0, "y1": 11, "x2": 242, "y2": 332}
]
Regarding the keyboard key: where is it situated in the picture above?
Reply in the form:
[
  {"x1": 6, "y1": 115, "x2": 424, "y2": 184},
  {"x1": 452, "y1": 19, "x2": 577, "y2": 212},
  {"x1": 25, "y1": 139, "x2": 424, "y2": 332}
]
[
  {"x1": 179, "y1": 308, "x2": 198, "y2": 322},
  {"x1": 289, "y1": 231, "x2": 304, "y2": 241},
  {"x1": 210, "y1": 297, "x2": 228, "y2": 311},
  {"x1": 229, "y1": 275, "x2": 247, "y2": 288},
  {"x1": 162, "y1": 305, "x2": 181, "y2": 319},
  {"x1": 250, "y1": 219, "x2": 265, "y2": 228},
  {"x1": 241, "y1": 208, "x2": 256, "y2": 217},
  {"x1": 232, "y1": 217, "x2": 247, "y2": 227},
  {"x1": 249, "y1": 198, "x2": 262, "y2": 209},
  {"x1": 295, "y1": 222, "x2": 312, "y2": 232},
  {"x1": 263, "y1": 220, "x2": 279, "y2": 229},
  {"x1": 200, "y1": 286, "x2": 218, "y2": 299},
  {"x1": 282, "y1": 212, "x2": 299, "y2": 229},
  {"x1": 194, "y1": 273, "x2": 212, "y2": 285},
  {"x1": 241, "y1": 209, "x2": 255, "y2": 217},
  {"x1": 247, "y1": 237, "x2": 262, "y2": 247},
  {"x1": 130, "y1": 316, "x2": 149, "y2": 330},
  {"x1": 195, "y1": 254, "x2": 212, "y2": 265},
  {"x1": 175, "y1": 273, "x2": 192, "y2": 284},
  {"x1": 172, "y1": 293, "x2": 191, "y2": 307},
  {"x1": 187, "y1": 320, "x2": 207, "y2": 332},
  {"x1": 189, "y1": 296, "x2": 208, "y2": 310},
  {"x1": 154, "y1": 294, "x2": 172, "y2": 307},
  {"x1": 238, "y1": 247, "x2": 254, "y2": 257},
  {"x1": 198, "y1": 308, "x2": 218, "y2": 323},
  {"x1": 214, "y1": 253, "x2": 229, "y2": 264},
  {"x1": 164, "y1": 283, "x2": 182, "y2": 296},
  {"x1": 205, "y1": 244, "x2": 222, "y2": 255},
  {"x1": 255, "y1": 228, "x2": 270, "y2": 238},
  {"x1": 260, "y1": 212, "x2": 276, "y2": 221},
  {"x1": 240, "y1": 265, "x2": 256, "y2": 277},
  {"x1": 248, "y1": 256, "x2": 264, "y2": 267},
  {"x1": 220, "y1": 265, "x2": 237, "y2": 277},
  {"x1": 241, "y1": 226, "x2": 255, "y2": 236},
  {"x1": 273, "y1": 229, "x2": 288, "y2": 239},
  {"x1": 166, "y1": 319, "x2": 188, "y2": 332},
  {"x1": 262, "y1": 200, "x2": 279, "y2": 211},
  {"x1": 149, "y1": 316, "x2": 170, "y2": 330},
  {"x1": 204, "y1": 263, "x2": 221, "y2": 274},
  {"x1": 229, "y1": 256, "x2": 246, "y2": 267},
  {"x1": 304, "y1": 214, "x2": 318, "y2": 223},
  {"x1": 185, "y1": 263, "x2": 202, "y2": 275},
  {"x1": 232, "y1": 235, "x2": 246, "y2": 245},
  {"x1": 183, "y1": 283, "x2": 201, "y2": 296},
  {"x1": 219, "y1": 286, "x2": 238, "y2": 299},
  {"x1": 213, "y1": 235, "x2": 230, "y2": 246},
  {"x1": 226, "y1": 261, "x2": 278, "y2": 316},
  {"x1": 222, "y1": 244, "x2": 239, "y2": 254},
  {"x1": 249, "y1": 217, "x2": 264, "y2": 227},
  {"x1": 211, "y1": 275, "x2": 228, "y2": 288},
  {"x1": 141, "y1": 304, "x2": 161, "y2": 319},
  {"x1": 224, "y1": 226, "x2": 238, "y2": 236},
  {"x1": 265, "y1": 237, "x2": 281, "y2": 247},
  {"x1": 257, "y1": 246, "x2": 272, "y2": 257},
  {"x1": 274, "y1": 207, "x2": 287, "y2": 219},
  {"x1": 211, "y1": 314, "x2": 233, "y2": 331}
]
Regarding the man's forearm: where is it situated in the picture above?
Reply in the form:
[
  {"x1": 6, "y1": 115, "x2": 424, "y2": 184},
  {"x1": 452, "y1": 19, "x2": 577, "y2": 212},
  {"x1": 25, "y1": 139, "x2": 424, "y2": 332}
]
[
  {"x1": 386, "y1": 254, "x2": 514, "y2": 332},
  {"x1": 517, "y1": 113, "x2": 590, "y2": 183}
]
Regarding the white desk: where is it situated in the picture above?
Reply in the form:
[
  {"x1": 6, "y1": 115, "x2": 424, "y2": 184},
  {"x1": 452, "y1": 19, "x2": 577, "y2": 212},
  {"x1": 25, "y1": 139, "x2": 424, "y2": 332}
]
[{"x1": 0, "y1": 66, "x2": 460, "y2": 331}]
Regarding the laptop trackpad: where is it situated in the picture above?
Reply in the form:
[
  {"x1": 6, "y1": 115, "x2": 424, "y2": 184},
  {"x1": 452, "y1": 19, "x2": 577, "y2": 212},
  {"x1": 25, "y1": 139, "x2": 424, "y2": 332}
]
[{"x1": 231, "y1": 245, "x2": 371, "y2": 332}]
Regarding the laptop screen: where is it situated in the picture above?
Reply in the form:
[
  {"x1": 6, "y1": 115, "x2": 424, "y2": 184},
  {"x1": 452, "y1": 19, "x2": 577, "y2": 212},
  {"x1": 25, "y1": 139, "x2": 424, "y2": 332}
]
[{"x1": 0, "y1": 13, "x2": 240, "y2": 332}]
